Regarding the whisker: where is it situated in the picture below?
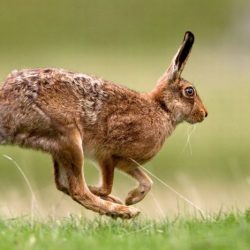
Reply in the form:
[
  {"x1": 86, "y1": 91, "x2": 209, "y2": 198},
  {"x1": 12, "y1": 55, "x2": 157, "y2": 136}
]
[{"x1": 182, "y1": 125, "x2": 196, "y2": 155}]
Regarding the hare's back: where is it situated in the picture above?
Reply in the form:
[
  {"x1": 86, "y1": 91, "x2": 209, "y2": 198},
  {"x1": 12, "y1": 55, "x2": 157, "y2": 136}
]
[
  {"x1": 0, "y1": 68, "x2": 106, "y2": 138},
  {"x1": 2, "y1": 68, "x2": 98, "y2": 98},
  {"x1": 1, "y1": 68, "x2": 104, "y2": 118}
]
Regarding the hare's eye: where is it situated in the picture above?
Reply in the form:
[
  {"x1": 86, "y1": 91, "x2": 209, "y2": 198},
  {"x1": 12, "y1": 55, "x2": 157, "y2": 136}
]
[{"x1": 184, "y1": 87, "x2": 195, "y2": 97}]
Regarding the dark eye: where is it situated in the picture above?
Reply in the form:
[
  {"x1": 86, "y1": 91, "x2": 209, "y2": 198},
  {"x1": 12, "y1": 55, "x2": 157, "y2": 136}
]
[{"x1": 184, "y1": 86, "x2": 195, "y2": 97}]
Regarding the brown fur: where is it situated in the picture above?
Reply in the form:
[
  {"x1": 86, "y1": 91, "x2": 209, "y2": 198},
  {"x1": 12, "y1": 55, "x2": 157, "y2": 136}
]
[{"x1": 0, "y1": 31, "x2": 207, "y2": 218}]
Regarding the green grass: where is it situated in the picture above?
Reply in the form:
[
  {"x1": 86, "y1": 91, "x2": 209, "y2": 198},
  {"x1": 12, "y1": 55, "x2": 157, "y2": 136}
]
[{"x1": 1, "y1": 212, "x2": 250, "y2": 250}]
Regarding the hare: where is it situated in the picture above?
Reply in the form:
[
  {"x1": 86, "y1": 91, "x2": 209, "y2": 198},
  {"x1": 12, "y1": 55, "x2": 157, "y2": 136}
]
[{"x1": 0, "y1": 31, "x2": 207, "y2": 219}]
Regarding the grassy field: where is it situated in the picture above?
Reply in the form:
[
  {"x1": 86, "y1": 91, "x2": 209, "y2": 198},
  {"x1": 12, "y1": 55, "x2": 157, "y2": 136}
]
[{"x1": 1, "y1": 212, "x2": 250, "y2": 250}]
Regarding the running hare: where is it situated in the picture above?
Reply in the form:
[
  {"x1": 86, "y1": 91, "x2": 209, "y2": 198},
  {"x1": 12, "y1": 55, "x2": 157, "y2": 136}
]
[{"x1": 0, "y1": 31, "x2": 207, "y2": 219}]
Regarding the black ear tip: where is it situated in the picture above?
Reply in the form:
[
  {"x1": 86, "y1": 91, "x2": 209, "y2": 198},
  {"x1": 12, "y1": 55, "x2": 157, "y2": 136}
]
[{"x1": 184, "y1": 31, "x2": 195, "y2": 43}]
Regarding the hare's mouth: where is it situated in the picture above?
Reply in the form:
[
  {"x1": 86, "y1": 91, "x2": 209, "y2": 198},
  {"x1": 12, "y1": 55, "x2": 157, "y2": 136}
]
[{"x1": 186, "y1": 113, "x2": 206, "y2": 124}]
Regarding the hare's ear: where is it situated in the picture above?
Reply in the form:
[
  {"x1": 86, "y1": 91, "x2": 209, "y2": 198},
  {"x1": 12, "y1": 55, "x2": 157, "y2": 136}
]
[{"x1": 158, "y1": 31, "x2": 195, "y2": 86}]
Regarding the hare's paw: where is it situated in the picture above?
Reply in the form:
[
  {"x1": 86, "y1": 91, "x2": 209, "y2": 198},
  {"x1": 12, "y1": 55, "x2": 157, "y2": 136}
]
[
  {"x1": 89, "y1": 185, "x2": 123, "y2": 204},
  {"x1": 106, "y1": 206, "x2": 140, "y2": 219},
  {"x1": 100, "y1": 194, "x2": 123, "y2": 204},
  {"x1": 88, "y1": 185, "x2": 105, "y2": 195},
  {"x1": 125, "y1": 185, "x2": 150, "y2": 205}
]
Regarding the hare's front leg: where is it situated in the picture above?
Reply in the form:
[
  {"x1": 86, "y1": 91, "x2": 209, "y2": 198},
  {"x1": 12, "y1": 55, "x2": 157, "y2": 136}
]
[
  {"x1": 56, "y1": 129, "x2": 139, "y2": 219},
  {"x1": 89, "y1": 159, "x2": 123, "y2": 204},
  {"x1": 123, "y1": 167, "x2": 153, "y2": 205}
]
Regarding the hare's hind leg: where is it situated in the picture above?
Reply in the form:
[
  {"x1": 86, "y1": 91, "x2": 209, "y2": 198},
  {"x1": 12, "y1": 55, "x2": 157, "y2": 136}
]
[
  {"x1": 57, "y1": 129, "x2": 140, "y2": 219},
  {"x1": 123, "y1": 167, "x2": 153, "y2": 206},
  {"x1": 89, "y1": 159, "x2": 123, "y2": 204}
]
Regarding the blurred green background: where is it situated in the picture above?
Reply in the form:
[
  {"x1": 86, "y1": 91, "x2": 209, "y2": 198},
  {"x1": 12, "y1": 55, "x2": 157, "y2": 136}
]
[{"x1": 0, "y1": 0, "x2": 249, "y2": 218}]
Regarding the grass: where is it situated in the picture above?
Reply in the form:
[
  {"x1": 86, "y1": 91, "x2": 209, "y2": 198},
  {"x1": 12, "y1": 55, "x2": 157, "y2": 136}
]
[{"x1": 0, "y1": 212, "x2": 250, "y2": 250}]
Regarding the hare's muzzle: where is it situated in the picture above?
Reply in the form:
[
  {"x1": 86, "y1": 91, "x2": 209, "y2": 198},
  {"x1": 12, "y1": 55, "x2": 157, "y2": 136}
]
[
  {"x1": 198, "y1": 109, "x2": 208, "y2": 122},
  {"x1": 186, "y1": 106, "x2": 208, "y2": 124}
]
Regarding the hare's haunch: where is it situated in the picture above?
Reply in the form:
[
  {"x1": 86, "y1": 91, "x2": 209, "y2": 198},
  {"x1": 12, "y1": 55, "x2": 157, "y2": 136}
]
[{"x1": 0, "y1": 31, "x2": 207, "y2": 219}]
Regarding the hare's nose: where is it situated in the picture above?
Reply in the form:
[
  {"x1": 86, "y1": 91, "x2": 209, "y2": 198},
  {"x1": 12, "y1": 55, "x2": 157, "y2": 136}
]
[{"x1": 205, "y1": 111, "x2": 208, "y2": 118}]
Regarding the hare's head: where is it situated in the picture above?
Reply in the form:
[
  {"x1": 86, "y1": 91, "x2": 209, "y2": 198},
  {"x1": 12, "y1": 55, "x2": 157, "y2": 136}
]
[{"x1": 152, "y1": 31, "x2": 207, "y2": 124}]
